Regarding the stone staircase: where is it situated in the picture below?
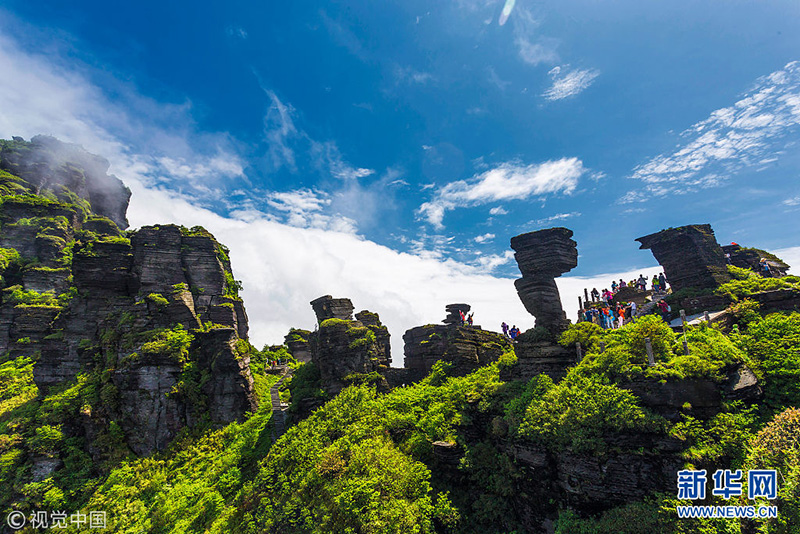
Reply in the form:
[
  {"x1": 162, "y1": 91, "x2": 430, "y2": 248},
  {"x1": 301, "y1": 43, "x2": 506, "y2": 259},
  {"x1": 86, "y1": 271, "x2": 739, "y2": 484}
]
[
  {"x1": 635, "y1": 292, "x2": 669, "y2": 318},
  {"x1": 270, "y1": 366, "x2": 293, "y2": 443}
]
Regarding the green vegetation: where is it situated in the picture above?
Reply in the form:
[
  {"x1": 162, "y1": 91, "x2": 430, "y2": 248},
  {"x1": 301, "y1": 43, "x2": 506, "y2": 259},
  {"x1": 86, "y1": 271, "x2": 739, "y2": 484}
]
[
  {"x1": 145, "y1": 292, "x2": 170, "y2": 307},
  {"x1": 517, "y1": 373, "x2": 665, "y2": 453},
  {"x1": 141, "y1": 325, "x2": 193, "y2": 363},
  {"x1": 716, "y1": 265, "x2": 800, "y2": 301}
]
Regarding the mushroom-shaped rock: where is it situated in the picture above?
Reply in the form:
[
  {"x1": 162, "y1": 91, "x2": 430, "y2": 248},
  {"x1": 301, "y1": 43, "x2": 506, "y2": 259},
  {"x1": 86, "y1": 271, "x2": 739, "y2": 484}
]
[{"x1": 510, "y1": 227, "x2": 578, "y2": 334}]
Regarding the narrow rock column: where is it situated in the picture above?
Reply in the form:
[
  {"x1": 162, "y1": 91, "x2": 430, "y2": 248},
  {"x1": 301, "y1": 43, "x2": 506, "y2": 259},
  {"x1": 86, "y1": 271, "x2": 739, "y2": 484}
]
[{"x1": 510, "y1": 227, "x2": 578, "y2": 335}]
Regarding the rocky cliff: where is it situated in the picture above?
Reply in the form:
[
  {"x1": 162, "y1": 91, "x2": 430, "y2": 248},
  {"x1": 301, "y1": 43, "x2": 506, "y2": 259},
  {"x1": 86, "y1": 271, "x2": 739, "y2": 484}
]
[
  {"x1": 307, "y1": 295, "x2": 391, "y2": 395},
  {"x1": 636, "y1": 224, "x2": 731, "y2": 291},
  {"x1": 0, "y1": 136, "x2": 255, "y2": 464}
]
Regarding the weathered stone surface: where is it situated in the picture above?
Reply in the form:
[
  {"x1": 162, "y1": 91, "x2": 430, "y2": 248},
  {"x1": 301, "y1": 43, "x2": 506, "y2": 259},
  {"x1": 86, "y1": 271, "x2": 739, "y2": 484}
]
[
  {"x1": 113, "y1": 353, "x2": 185, "y2": 455},
  {"x1": 0, "y1": 138, "x2": 257, "y2": 459},
  {"x1": 355, "y1": 310, "x2": 391, "y2": 366},
  {"x1": 443, "y1": 303, "x2": 470, "y2": 325},
  {"x1": 403, "y1": 323, "x2": 512, "y2": 376},
  {"x1": 191, "y1": 328, "x2": 257, "y2": 423},
  {"x1": 636, "y1": 224, "x2": 731, "y2": 292},
  {"x1": 619, "y1": 364, "x2": 761, "y2": 421},
  {"x1": 502, "y1": 339, "x2": 576, "y2": 382},
  {"x1": 313, "y1": 319, "x2": 386, "y2": 395},
  {"x1": 310, "y1": 295, "x2": 355, "y2": 322},
  {"x1": 511, "y1": 227, "x2": 578, "y2": 335},
  {"x1": 432, "y1": 441, "x2": 462, "y2": 465},
  {"x1": 722, "y1": 244, "x2": 791, "y2": 277},
  {"x1": 620, "y1": 377, "x2": 722, "y2": 421},
  {"x1": 284, "y1": 328, "x2": 312, "y2": 363},
  {"x1": 307, "y1": 298, "x2": 392, "y2": 395}
]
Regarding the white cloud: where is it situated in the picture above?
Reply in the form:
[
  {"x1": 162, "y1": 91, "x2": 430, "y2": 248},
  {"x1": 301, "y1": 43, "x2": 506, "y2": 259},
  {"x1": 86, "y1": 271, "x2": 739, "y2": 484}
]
[
  {"x1": 498, "y1": 0, "x2": 517, "y2": 26},
  {"x1": 783, "y1": 196, "x2": 800, "y2": 206},
  {"x1": 474, "y1": 233, "x2": 496, "y2": 243},
  {"x1": 225, "y1": 26, "x2": 248, "y2": 39},
  {"x1": 262, "y1": 90, "x2": 299, "y2": 172},
  {"x1": 419, "y1": 158, "x2": 585, "y2": 228},
  {"x1": 157, "y1": 154, "x2": 244, "y2": 180},
  {"x1": 516, "y1": 38, "x2": 559, "y2": 66},
  {"x1": 775, "y1": 246, "x2": 800, "y2": 274},
  {"x1": 529, "y1": 211, "x2": 581, "y2": 226},
  {"x1": 627, "y1": 61, "x2": 800, "y2": 201},
  {"x1": 489, "y1": 206, "x2": 508, "y2": 215},
  {"x1": 267, "y1": 189, "x2": 329, "y2": 213},
  {"x1": 394, "y1": 65, "x2": 434, "y2": 85},
  {"x1": 512, "y1": 7, "x2": 559, "y2": 66},
  {"x1": 543, "y1": 66, "x2": 600, "y2": 101}
]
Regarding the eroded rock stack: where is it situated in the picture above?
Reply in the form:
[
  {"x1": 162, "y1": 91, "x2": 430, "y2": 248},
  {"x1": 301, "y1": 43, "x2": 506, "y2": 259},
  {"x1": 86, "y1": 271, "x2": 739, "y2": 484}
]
[
  {"x1": 0, "y1": 136, "x2": 256, "y2": 457},
  {"x1": 510, "y1": 227, "x2": 578, "y2": 335},
  {"x1": 636, "y1": 224, "x2": 731, "y2": 292},
  {"x1": 309, "y1": 296, "x2": 391, "y2": 395},
  {"x1": 284, "y1": 328, "x2": 312, "y2": 363},
  {"x1": 443, "y1": 303, "x2": 470, "y2": 325},
  {"x1": 403, "y1": 304, "x2": 512, "y2": 376},
  {"x1": 310, "y1": 295, "x2": 355, "y2": 322}
]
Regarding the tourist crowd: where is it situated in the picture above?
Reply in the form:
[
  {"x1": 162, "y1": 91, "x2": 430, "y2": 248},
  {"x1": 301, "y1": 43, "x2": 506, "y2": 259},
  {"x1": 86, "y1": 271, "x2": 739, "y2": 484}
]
[{"x1": 583, "y1": 272, "x2": 671, "y2": 329}]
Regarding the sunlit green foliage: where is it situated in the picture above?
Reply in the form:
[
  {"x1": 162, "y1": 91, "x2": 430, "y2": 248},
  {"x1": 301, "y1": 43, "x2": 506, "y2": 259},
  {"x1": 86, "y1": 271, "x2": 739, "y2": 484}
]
[
  {"x1": 517, "y1": 373, "x2": 665, "y2": 453},
  {"x1": 141, "y1": 325, "x2": 193, "y2": 363},
  {"x1": 716, "y1": 265, "x2": 800, "y2": 301},
  {"x1": 734, "y1": 312, "x2": 800, "y2": 411}
]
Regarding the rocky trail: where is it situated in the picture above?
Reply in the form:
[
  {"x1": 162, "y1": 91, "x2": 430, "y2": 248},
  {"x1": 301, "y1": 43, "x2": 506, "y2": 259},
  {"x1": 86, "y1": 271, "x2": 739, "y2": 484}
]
[{"x1": 270, "y1": 366, "x2": 293, "y2": 443}]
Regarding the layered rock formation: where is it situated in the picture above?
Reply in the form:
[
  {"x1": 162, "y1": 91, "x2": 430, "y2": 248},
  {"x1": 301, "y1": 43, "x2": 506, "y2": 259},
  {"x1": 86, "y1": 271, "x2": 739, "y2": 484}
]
[
  {"x1": 636, "y1": 224, "x2": 731, "y2": 292},
  {"x1": 310, "y1": 295, "x2": 355, "y2": 322},
  {"x1": 443, "y1": 303, "x2": 470, "y2": 325},
  {"x1": 510, "y1": 228, "x2": 578, "y2": 335},
  {"x1": 308, "y1": 296, "x2": 391, "y2": 395},
  {"x1": 403, "y1": 304, "x2": 512, "y2": 376},
  {"x1": 722, "y1": 243, "x2": 791, "y2": 277},
  {"x1": 284, "y1": 328, "x2": 312, "y2": 363},
  {"x1": 0, "y1": 137, "x2": 255, "y2": 457}
]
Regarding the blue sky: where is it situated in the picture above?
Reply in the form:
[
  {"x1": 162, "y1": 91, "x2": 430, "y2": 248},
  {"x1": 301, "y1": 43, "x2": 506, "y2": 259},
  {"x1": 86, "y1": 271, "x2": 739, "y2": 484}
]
[{"x1": 1, "y1": 1, "x2": 799, "y2": 350}]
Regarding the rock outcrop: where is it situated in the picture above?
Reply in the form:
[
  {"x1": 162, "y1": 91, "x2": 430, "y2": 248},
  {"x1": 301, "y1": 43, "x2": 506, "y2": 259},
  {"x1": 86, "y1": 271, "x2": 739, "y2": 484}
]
[
  {"x1": 722, "y1": 243, "x2": 791, "y2": 277},
  {"x1": 636, "y1": 224, "x2": 731, "y2": 292},
  {"x1": 0, "y1": 137, "x2": 256, "y2": 458},
  {"x1": 510, "y1": 228, "x2": 578, "y2": 335},
  {"x1": 284, "y1": 328, "x2": 312, "y2": 363},
  {"x1": 310, "y1": 295, "x2": 355, "y2": 322},
  {"x1": 308, "y1": 296, "x2": 391, "y2": 395},
  {"x1": 403, "y1": 304, "x2": 512, "y2": 376}
]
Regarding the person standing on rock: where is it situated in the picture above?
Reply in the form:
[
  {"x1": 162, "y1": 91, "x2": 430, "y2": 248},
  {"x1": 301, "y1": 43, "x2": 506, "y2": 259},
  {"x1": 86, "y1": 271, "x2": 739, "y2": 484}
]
[
  {"x1": 467, "y1": 312, "x2": 474, "y2": 327},
  {"x1": 591, "y1": 288, "x2": 600, "y2": 302},
  {"x1": 637, "y1": 274, "x2": 647, "y2": 291},
  {"x1": 658, "y1": 272, "x2": 667, "y2": 292},
  {"x1": 459, "y1": 310, "x2": 466, "y2": 325},
  {"x1": 629, "y1": 300, "x2": 637, "y2": 322},
  {"x1": 501, "y1": 322, "x2": 509, "y2": 337}
]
